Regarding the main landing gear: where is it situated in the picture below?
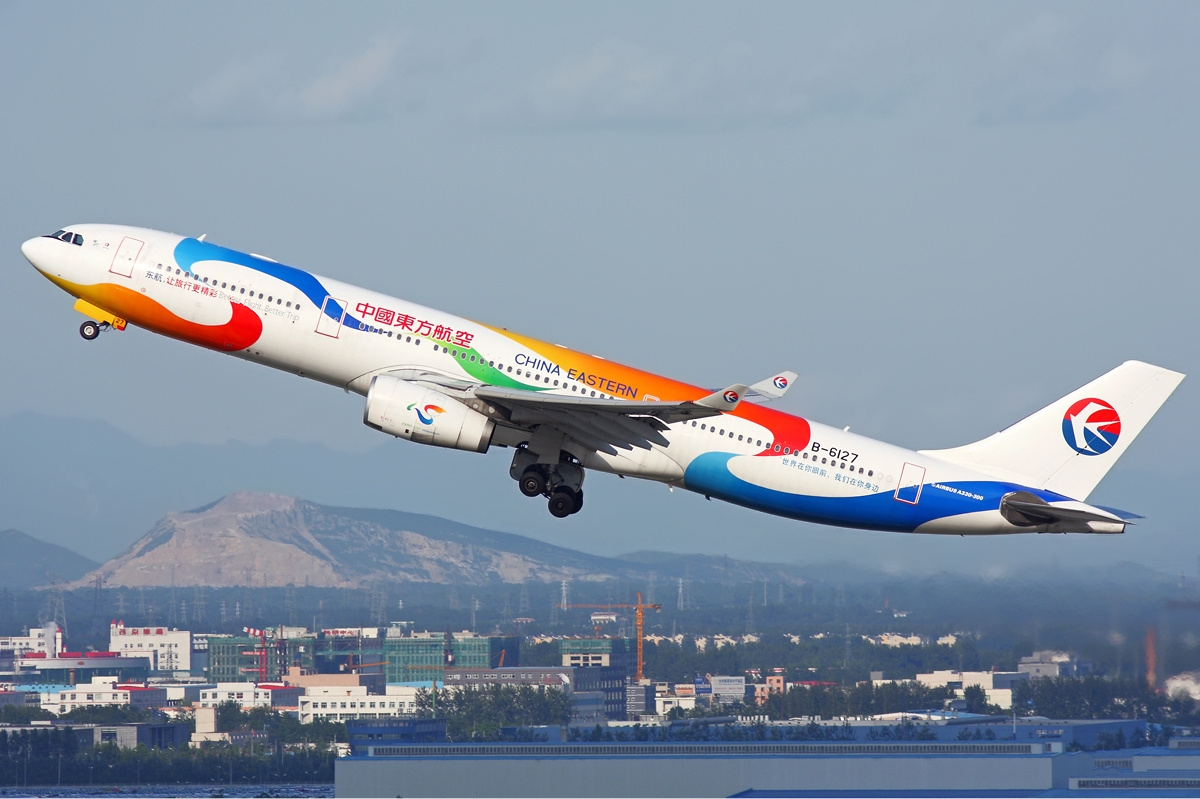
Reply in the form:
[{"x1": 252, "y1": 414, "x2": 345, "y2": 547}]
[
  {"x1": 510, "y1": 448, "x2": 585, "y2": 518},
  {"x1": 79, "y1": 320, "x2": 110, "y2": 341}
]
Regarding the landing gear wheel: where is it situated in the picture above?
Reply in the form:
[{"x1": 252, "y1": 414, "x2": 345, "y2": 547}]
[
  {"x1": 570, "y1": 489, "x2": 584, "y2": 515},
  {"x1": 548, "y1": 489, "x2": 577, "y2": 518},
  {"x1": 519, "y1": 468, "x2": 546, "y2": 498},
  {"x1": 79, "y1": 321, "x2": 100, "y2": 341}
]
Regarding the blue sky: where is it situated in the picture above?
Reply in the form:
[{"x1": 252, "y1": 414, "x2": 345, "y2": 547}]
[{"x1": 1, "y1": 3, "x2": 1197, "y2": 574}]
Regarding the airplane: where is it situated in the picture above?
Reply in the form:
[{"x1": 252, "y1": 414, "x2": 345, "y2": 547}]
[{"x1": 21, "y1": 224, "x2": 1184, "y2": 535}]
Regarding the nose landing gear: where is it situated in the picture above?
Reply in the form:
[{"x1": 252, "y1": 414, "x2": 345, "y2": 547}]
[
  {"x1": 79, "y1": 320, "x2": 109, "y2": 341},
  {"x1": 510, "y1": 448, "x2": 585, "y2": 517}
]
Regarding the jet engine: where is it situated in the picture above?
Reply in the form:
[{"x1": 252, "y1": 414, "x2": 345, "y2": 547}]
[{"x1": 363, "y1": 375, "x2": 494, "y2": 453}]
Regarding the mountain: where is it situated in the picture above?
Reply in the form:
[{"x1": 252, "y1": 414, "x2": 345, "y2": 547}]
[
  {"x1": 74, "y1": 492, "x2": 808, "y2": 588},
  {"x1": 0, "y1": 529, "x2": 97, "y2": 589}
]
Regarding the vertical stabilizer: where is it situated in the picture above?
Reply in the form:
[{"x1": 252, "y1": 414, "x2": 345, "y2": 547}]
[{"x1": 921, "y1": 361, "x2": 1184, "y2": 500}]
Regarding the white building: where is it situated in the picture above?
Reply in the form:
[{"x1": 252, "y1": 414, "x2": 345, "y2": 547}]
[
  {"x1": 41, "y1": 677, "x2": 167, "y2": 715},
  {"x1": 299, "y1": 685, "x2": 409, "y2": 723},
  {"x1": 1018, "y1": 650, "x2": 1093, "y2": 679},
  {"x1": 0, "y1": 623, "x2": 62, "y2": 657},
  {"x1": 706, "y1": 675, "x2": 747, "y2": 705},
  {"x1": 153, "y1": 682, "x2": 214, "y2": 706},
  {"x1": 915, "y1": 670, "x2": 1029, "y2": 710},
  {"x1": 110, "y1": 621, "x2": 192, "y2": 672},
  {"x1": 196, "y1": 682, "x2": 303, "y2": 709}
]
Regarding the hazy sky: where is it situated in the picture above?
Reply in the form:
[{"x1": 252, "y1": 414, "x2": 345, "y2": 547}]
[{"x1": 2, "y1": 3, "x2": 1198, "y2": 574}]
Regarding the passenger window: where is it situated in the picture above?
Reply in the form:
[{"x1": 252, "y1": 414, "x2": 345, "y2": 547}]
[
  {"x1": 267, "y1": 296, "x2": 272, "y2": 302},
  {"x1": 240, "y1": 288, "x2": 245, "y2": 294},
  {"x1": 784, "y1": 447, "x2": 790, "y2": 455},
  {"x1": 868, "y1": 470, "x2": 873, "y2": 477},
  {"x1": 738, "y1": 435, "x2": 743, "y2": 441}
]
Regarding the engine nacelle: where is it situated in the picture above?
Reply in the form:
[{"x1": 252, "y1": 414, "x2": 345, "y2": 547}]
[{"x1": 363, "y1": 375, "x2": 494, "y2": 454}]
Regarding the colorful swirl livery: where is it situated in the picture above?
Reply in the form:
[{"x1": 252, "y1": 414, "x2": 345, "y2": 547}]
[{"x1": 22, "y1": 224, "x2": 1184, "y2": 531}]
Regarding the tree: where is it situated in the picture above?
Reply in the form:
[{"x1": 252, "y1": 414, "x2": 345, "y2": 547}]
[{"x1": 962, "y1": 685, "x2": 989, "y2": 715}]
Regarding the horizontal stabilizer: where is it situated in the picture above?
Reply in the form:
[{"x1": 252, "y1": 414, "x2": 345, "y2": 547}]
[
  {"x1": 1000, "y1": 491, "x2": 1127, "y2": 534},
  {"x1": 746, "y1": 371, "x2": 798, "y2": 402},
  {"x1": 693, "y1": 384, "x2": 749, "y2": 411}
]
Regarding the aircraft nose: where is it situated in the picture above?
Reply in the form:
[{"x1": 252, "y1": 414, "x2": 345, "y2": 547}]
[{"x1": 21, "y1": 237, "x2": 43, "y2": 268}]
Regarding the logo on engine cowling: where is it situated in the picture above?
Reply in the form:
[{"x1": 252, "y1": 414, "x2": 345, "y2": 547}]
[{"x1": 408, "y1": 403, "x2": 446, "y2": 425}]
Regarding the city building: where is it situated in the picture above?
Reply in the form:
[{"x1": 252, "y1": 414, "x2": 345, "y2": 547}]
[
  {"x1": 385, "y1": 682, "x2": 441, "y2": 716},
  {"x1": 281, "y1": 665, "x2": 384, "y2": 695},
  {"x1": 190, "y1": 705, "x2": 268, "y2": 748},
  {"x1": 336, "y1": 718, "x2": 1178, "y2": 797},
  {"x1": 299, "y1": 686, "x2": 408, "y2": 723},
  {"x1": 195, "y1": 682, "x2": 304, "y2": 709},
  {"x1": 558, "y1": 638, "x2": 634, "y2": 677},
  {"x1": 109, "y1": 621, "x2": 192, "y2": 672},
  {"x1": 206, "y1": 631, "x2": 315, "y2": 682},
  {"x1": 0, "y1": 623, "x2": 62, "y2": 657},
  {"x1": 40, "y1": 677, "x2": 167, "y2": 715},
  {"x1": 345, "y1": 718, "x2": 448, "y2": 751},
  {"x1": 573, "y1": 666, "x2": 627, "y2": 720},
  {"x1": 382, "y1": 631, "x2": 516, "y2": 683},
  {"x1": 915, "y1": 670, "x2": 1029, "y2": 710},
  {"x1": 0, "y1": 720, "x2": 188, "y2": 750},
  {"x1": 11, "y1": 652, "x2": 151, "y2": 685},
  {"x1": 1018, "y1": 650, "x2": 1094, "y2": 679},
  {"x1": 152, "y1": 681, "x2": 215, "y2": 706},
  {"x1": 706, "y1": 675, "x2": 748, "y2": 705}
]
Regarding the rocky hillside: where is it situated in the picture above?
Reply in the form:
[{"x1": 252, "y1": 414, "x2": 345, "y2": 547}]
[{"x1": 71, "y1": 492, "x2": 806, "y2": 589}]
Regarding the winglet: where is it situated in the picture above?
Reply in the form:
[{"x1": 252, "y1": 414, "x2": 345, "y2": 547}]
[
  {"x1": 694, "y1": 384, "x2": 749, "y2": 411},
  {"x1": 747, "y1": 371, "x2": 798, "y2": 402}
]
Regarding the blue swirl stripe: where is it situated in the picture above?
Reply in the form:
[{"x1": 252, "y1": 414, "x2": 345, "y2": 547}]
[
  {"x1": 682, "y1": 452, "x2": 1069, "y2": 533},
  {"x1": 173, "y1": 238, "x2": 364, "y2": 328}
]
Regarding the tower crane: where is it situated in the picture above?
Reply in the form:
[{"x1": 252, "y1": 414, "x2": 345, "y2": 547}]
[{"x1": 566, "y1": 592, "x2": 662, "y2": 682}]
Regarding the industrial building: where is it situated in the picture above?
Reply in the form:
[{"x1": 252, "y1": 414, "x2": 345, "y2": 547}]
[
  {"x1": 195, "y1": 682, "x2": 303, "y2": 709},
  {"x1": 0, "y1": 623, "x2": 62, "y2": 657},
  {"x1": 382, "y1": 631, "x2": 517, "y2": 683},
  {"x1": 299, "y1": 686, "x2": 410, "y2": 724},
  {"x1": 0, "y1": 720, "x2": 189, "y2": 750},
  {"x1": 109, "y1": 621, "x2": 192, "y2": 672},
  {"x1": 39, "y1": 677, "x2": 166, "y2": 715},
  {"x1": 335, "y1": 720, "x2": 1200, "y2": 798}
]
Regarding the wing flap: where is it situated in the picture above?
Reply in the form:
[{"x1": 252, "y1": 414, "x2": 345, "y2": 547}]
[{"x1": 473, "y1": 383, "x2": 746, "y2": 456}]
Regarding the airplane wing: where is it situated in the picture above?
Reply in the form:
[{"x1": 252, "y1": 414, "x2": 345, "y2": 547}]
[
  {"x1": 472, "y1": 384, "x2": 748, "y2": 456},
  {"x1": 745, "y1": 371, "x2": 798, "y2": 402}
]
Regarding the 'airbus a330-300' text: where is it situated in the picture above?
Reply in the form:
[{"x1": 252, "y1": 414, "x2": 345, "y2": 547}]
[{"x1": 22, "y1": 224, "x2": 1184, "y2": 534}]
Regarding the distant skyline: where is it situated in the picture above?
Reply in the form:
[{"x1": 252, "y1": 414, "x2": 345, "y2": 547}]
[{"x1": 2, "y1": 3, "x2": 1197, "y2": 574}]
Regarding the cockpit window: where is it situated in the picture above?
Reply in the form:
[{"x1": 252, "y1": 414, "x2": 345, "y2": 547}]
[{"x1": 43, "y1": 230, "x2": 82, "y2": 245}]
